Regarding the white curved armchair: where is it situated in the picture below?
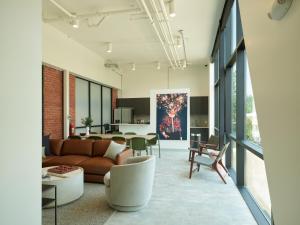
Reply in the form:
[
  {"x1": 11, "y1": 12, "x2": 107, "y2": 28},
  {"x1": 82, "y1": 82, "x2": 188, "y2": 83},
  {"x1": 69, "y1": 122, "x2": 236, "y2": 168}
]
[{"x1": 104, "y1": 155, "x2": 156, "y2": 211}]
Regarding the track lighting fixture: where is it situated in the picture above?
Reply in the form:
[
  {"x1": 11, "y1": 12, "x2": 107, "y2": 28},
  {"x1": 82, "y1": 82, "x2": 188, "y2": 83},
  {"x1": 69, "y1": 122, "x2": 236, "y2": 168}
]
[
  {"x1": 106, "y1": 42, "x2": 112, "y2": 53},
  {"x1": 169, "y1": 0, "x2": 176, "y2": 18},
  {"x1": 131, "y1": 63, "x2": 136, "y2": 71},
  {"x1": 176, "y1": 36, "x2": 181, "y2": 48},
  {"x1": 156, "y1": 62, "x2": 161, "y2": 70},
  {"x1": 70, "y1": 18, "x2": 79, "y2": 28}
]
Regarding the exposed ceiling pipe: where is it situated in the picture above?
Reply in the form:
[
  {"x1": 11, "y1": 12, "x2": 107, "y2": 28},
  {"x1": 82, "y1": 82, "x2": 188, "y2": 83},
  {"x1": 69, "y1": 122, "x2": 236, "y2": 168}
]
[
  {"x1": 158, "y1": 0, "x2": 182, "y2": 68},
  {"x1": 79, "y1": 8, "x2": 141, "y2": 19},
  {"x1": 179, "y1": 30, "x2": 188, "y2": 66},
  {"x1": 44, "y1": 7, "x2": 141, "y2": 22},
  {"x1": 138, "y1": 0, "x2": 175, "y2": 68},
  {"x1": 48, "y1": 0, "x2": 75, "y2": 18},
  {"x1": 149, "y1": 0, "x2": 179, "y2": 68}
]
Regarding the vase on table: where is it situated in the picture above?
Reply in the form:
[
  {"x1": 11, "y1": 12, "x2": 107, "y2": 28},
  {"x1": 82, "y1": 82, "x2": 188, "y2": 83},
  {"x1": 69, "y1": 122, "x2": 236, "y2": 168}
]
[{"x1": 86, "y1": 127, "x2": 90, "y2": 136}]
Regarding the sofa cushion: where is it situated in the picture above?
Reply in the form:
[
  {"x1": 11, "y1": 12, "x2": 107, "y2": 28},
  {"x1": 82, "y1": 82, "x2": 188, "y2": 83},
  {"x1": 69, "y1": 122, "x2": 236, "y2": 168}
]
[
  {"x1": 61, "y1": 139, "x2": 93, "y2": 156},
  {"x1": 104, "y1": 141, "x2": 126, "y2": 160},
  {"x1": 42, "y1": 156, "x2": 60, "y2": 167},
  {"x1": 93, "y1": 139, "x2": 111, "y2": 156},
  {"x1": 50, "y1": 139, "x2": 64, "y2": 156},
  {"x1": 43, "y1": 155, "x2": 90, "y2": 167},
  {"x1": 78, "y1": 157, "x2": 114, "y2": 175}
]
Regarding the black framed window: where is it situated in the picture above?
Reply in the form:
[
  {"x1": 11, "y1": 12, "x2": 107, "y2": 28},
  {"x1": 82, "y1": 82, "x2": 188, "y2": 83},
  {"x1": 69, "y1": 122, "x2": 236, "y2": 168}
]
[
  {"x1": 75, "y1": 77, "x2": 112, "y2": 133},
  {"x1": 211, "y1": 1, "x2": 271, "y2": 225}
]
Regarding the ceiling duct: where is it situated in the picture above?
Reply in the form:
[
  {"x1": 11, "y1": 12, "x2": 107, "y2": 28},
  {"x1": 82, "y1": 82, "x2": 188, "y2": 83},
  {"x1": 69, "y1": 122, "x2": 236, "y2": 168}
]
[{"x1": 104, "y1": 61, "x2": 119, "y2": 70}]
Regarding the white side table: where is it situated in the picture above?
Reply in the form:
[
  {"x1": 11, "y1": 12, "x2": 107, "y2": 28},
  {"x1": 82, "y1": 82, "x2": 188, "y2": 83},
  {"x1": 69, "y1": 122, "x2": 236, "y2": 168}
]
[{"x1": 42, "y1": 166, "x2": 84, "y2": 207}]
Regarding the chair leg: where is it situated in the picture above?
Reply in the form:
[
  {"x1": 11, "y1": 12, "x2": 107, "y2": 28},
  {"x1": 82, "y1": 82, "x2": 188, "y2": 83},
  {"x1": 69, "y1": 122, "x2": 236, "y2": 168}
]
[
  {"x1": 197, "y1": 163, "x2": 200, "y2": 172},
  {"x1": 219, "y1": 161, "x2": 229, "y2": 174},
  {"x1": 189, "y1": 151, "x2": 196, "y2": 179},
  {"x1": 158, "y1": 142, "x2": 161, "y2": 158},
  {"x1": 214, "y1": 164, "x2": 227, "y2": 184},
  {"x1": 188, "y1": 150, "x2": 192, "y2": 161}
]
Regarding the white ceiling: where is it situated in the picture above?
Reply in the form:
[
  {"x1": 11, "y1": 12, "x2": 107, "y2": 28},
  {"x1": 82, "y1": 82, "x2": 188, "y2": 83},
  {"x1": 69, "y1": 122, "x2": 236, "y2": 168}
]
[{"x1": 43, "y1": 0, "x2": 224, "y2": 67}]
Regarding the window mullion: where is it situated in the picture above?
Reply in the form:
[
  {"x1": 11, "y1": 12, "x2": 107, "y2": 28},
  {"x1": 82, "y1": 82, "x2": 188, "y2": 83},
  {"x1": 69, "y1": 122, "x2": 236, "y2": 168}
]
[{"x1": 236, "y1": 50, "x2": 245, "y2": 186}]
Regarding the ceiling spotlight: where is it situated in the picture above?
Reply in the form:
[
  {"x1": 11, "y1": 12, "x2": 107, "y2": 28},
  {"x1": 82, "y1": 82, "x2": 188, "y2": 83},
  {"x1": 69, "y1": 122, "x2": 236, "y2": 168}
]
[
  {"x1": 156, "y1": 62, "x2": 161, "y2": 70},
  {"x1": 131, "y1": 63, "x2": 136, "y2": 71},
  {"x1": 169, "y1": 0, "x2": 176, "y2": 18},
  {"x1": 70, "y1": 18, "x2": 79, "y2": 29},
  {"x1": 176, "y1": 36, "x2": 182, "y2": 48},
  {"x1": 182, "y1": 60, "x2": 187, "y2": 68},
  {"x1": 106, "y1": 42, "x2": 112, "y2": 53}
]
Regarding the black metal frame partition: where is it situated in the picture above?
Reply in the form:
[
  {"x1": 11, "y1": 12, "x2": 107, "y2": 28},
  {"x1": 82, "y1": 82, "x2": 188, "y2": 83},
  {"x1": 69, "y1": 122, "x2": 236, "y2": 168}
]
[
  {"x1": 211, "y1": 1, "x2": 272, "y2": 225},
  {"x1": 75, "y1": 76, "x2": 113, "y2": 134}
]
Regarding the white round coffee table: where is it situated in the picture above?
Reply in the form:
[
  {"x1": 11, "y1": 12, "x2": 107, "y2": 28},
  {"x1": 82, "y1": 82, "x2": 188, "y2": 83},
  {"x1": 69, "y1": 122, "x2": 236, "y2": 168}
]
[{"x1": 42, "y1": 166, "x2": 84, "y2": 207}]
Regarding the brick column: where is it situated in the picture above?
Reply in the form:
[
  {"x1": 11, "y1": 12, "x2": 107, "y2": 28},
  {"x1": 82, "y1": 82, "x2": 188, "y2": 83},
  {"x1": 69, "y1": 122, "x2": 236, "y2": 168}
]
[
  {"x1": 69, "y1": 74, "x2": 76, "y2": 127},
  {"x1": 43, "y1": 65, "x2": 63, "y2": 139}
]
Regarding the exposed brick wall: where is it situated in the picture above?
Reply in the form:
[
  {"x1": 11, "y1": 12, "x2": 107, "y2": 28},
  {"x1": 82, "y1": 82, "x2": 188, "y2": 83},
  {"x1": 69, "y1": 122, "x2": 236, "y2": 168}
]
[
  {"x1": 112, "y1": 88, "x2": 118, "y2": 110},
  {"x1": 69, "y1": 74, "x2": 76, "y2": 127},
  {"x1": 43, "y1": 65, "x2": 63, "y2": 139}
]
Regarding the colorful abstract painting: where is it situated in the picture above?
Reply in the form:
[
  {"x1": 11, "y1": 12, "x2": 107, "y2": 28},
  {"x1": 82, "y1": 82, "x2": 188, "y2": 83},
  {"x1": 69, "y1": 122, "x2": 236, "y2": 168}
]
[{"x1": 156, "y1": 93, "x2": 187, "y2": 140}]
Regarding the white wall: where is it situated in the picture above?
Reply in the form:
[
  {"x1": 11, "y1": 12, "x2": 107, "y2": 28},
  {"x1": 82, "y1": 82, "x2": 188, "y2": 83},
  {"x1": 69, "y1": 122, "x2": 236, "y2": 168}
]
[
  {"x1": 239, "y1": 1, "x2": 300, "y2": 225},
  {"x1": 0, "y1": 1, "x2": 41, "y2": 225},
  {"x1": 120, "y1": 64, "x2": 209, "y2": 98},
  {"x1": 43, "y1": 23, "x2": 121, "y2": 89}
]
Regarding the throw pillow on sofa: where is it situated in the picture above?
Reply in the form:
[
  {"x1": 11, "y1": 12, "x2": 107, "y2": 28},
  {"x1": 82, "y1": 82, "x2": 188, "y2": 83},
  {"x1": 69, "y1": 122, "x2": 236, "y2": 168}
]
[{"x1": 104, "y1": 141, "x2": 126, "y2": 160}]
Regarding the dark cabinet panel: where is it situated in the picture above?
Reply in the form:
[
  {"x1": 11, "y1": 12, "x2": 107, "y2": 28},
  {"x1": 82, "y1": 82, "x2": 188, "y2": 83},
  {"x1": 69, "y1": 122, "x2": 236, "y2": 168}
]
[
  {"x1": 117, "y1": 98, "x2": 150, "y2": 115},
  {"x1": 190, "y1": 128, "x2": 209, "y2": 142},
  {"x1": 190, "y1": 96, "x2": 208, "y2": 115}
]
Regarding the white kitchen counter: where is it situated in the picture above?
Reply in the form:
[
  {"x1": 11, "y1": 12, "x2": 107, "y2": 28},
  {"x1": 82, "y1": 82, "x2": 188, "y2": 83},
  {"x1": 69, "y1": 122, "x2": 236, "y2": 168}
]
[{"x1": 111, "y1": 123, "x2": 153, "y2": 135}]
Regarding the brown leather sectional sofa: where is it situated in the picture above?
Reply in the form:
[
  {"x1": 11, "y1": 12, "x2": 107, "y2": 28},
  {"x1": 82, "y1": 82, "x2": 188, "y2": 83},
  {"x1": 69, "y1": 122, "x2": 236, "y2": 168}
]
[{"x1": 43, "y1": 139, "x2": 133, "y2": 183}]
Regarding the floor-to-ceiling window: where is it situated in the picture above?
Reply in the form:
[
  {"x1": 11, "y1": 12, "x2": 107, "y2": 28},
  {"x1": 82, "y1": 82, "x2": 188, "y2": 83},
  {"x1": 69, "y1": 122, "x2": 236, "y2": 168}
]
[
  {"x1": 211, "y1": 1, "x2": 271, "y2": 225},
  {"x1": 75, "y1": 77, "x2": 112, "y2": 134}
]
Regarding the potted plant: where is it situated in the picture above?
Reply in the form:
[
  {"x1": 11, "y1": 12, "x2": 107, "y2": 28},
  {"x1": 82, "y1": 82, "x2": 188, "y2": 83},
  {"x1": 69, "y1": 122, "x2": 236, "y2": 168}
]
[{"x1": 81, "y1": 117, "x2": 93, "y2": 135}]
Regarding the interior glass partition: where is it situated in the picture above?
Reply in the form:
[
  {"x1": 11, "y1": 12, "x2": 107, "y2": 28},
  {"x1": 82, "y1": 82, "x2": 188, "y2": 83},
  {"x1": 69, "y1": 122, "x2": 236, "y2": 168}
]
[
  {"x1": 102, "y1": 86, "x2": 112, "y2": 126},
  {"x1": 75, "y1": 78, "x2": 112, "y2": 134},
  {"x1": 75, "y1": 78, "x2": 89, "y2": 133},
  {"x1": 90, "y1": 83, "x2": 102, "y2": 133}
]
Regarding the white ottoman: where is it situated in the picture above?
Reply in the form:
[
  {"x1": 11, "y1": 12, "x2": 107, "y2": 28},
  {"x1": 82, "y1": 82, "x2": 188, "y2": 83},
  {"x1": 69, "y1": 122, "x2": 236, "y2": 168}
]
[{"x1": 42, "y1": 166, "x2": 84, "y2": 207}]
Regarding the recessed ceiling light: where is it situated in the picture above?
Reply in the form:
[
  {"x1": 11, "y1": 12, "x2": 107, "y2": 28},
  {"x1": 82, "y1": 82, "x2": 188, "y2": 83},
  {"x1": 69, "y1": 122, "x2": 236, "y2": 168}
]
[
  {"x1": 156, "y1": 62, "x2": 161, "y2": 70},
  {"x1": 106, "y1": 42, "x2": 112, "y2": 53},
  {"x1": 131, "y1": 63, "x2": 136, "y2": 71},
  {"x1": 70, "y1": 18, "x2": 79, "y2": 28},
  {"x1": 169, "y1": 0, "x2": 176, "y2": 18},
  {"x1": 182, "y1": 60, "x2": 187, "y2": 68}
]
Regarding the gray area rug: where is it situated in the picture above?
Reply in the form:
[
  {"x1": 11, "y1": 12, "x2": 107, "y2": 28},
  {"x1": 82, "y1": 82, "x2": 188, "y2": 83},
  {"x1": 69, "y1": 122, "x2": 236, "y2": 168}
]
[
  {"x1": 42, "y1": 183, "x2": 113, "y2": 225},
  {"x1": 104, "y1": 149, "x2": 257, "y2": 225},
  {"x1": 43, "y1": 149, "x2": 257, "y2": 225}
]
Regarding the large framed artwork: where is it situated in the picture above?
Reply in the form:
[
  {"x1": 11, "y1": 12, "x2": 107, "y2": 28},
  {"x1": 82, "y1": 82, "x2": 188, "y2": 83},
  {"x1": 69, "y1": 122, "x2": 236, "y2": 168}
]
[{"x1": 156, "y1": 93, "x2": 188, "y2": 140}]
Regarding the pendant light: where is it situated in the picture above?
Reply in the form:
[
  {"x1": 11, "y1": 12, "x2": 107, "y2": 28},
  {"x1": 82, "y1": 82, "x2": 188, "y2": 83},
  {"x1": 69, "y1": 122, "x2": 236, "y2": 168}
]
[{"x1": 169, "y1": 0, "x2": 176, "y2": 18}]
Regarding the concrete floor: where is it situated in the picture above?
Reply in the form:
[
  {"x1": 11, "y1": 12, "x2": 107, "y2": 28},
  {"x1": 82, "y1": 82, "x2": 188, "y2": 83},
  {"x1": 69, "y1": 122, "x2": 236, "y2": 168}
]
[{"x1": 104, "y1": 148, "x2": 257, "y2": 225}]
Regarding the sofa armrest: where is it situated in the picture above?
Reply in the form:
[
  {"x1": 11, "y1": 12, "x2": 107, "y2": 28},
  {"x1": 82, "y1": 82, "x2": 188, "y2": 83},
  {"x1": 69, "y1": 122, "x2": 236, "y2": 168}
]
[
  {"x1": 115, "y1": 148, "x2": 133, "y2": 165},
  {"x1": 49, "y1": 139, "x2": 64, "y2": 155}
]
